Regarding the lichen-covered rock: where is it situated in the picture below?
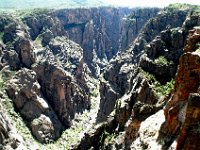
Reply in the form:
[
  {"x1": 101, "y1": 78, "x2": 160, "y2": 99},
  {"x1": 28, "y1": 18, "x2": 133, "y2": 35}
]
[{"x1": 6, "y1": 68, "x2": 63, "y2": 143}]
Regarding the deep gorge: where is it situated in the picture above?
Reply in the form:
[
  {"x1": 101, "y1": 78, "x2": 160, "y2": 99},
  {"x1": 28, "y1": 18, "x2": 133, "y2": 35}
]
[{"x1": 0, "y1": 3, "x2": 200, "y2": 150}]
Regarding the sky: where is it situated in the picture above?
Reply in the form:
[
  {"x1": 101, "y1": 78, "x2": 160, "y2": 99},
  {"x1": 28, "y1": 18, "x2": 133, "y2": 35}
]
[{"x1": 101, "y1": 0, "x2": 200, "y2": 7}]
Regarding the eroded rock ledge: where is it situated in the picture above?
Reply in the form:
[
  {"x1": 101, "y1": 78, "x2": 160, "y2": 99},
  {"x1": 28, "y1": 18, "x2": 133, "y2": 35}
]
[{"x1": 1, "y1": 4, "x2": 200, "y2": 150}]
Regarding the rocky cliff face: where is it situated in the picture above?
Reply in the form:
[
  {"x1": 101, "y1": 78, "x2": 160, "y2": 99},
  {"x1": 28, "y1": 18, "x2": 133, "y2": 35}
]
[
  {"x1": 0, "y1": 11, "x2": 90, "y2": 145},
  {"x1": 97, "y1": 8, "x2": 188, "y2": 123},
  {"x1": 6, "y1": 68, "x2": 63, "y2": 143},
  {"x1": 1, "y1": 4, "x2": 200, "y2": 150},
  {"x1": 0, "y1": 103, "x2": 27, "y2": 150},
  {"x1": 22, "y1": 8, "x2": 160, "y2": 73},
  {"x1": 92, "y1": 6, "x2": 200, "y2": 150},
  {"x1": 55, "y1": 8, "x2": 159, "y2": 62},
  {"x1": 165, "y1": 26, "x2": 200, "y2": 150}
]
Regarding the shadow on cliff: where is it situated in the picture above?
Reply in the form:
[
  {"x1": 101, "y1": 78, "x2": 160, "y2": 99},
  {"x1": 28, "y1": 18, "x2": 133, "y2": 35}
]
[{"x1": 156, "y1": 121, "x2": 180, "y2": 150}]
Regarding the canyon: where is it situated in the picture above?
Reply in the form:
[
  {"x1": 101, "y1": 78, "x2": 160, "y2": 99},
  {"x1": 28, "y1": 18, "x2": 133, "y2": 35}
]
[{"x1": 0, "y1": 3, "x2": 200, "y2": 150}]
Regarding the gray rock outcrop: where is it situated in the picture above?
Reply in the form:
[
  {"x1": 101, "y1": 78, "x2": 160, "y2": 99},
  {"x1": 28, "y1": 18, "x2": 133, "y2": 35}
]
[{"x1": 6, "y1": 68, "x2": 63, "y2": 143}]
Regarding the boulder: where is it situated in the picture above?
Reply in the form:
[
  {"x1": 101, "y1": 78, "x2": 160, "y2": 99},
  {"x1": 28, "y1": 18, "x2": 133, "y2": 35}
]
[{"x1": 30, "y1": 114, "x2": 58, "y2": 143}]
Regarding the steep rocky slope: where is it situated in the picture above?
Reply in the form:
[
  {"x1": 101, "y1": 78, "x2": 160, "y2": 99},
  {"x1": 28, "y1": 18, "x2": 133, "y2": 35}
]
[
  {"x1": 89, "y1": 6, "x2": 200, "y2": 150},
  {"x1": 21, "y1": 7, "x2": 160, "y2": 74},
  {"x1": 0, "y1": 4, "x2": 200, "y2": 150},
  {"x1": 97, "y1": 8, "x2": 188, "y2": 122},
  {"x1": 0, "y1": 11, "x2": 91, "y2": 146},
  {"x1": 164, "y1": 27, "x2": 200, "y2": 150}
]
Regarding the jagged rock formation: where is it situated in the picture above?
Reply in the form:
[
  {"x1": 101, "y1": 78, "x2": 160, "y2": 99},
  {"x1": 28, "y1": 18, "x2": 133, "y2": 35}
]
[
  {"x1": 165, "y1": 27, "x2": 200, "y2": 150},
  {"x1": 22, "y1": 8, "x2": 160, "y2": 74},
  {"x1": 0, "y1": 4, "x2": 200, "y2": 150},
  {"x1": 97, "y1": 8, "x2": 188, "y2": 123},
  {"x1": 55, "y1": 8, "x2": 159, "y2": 62},
  {"x1": 0, "y1": 10, "x2": 91, "y2": 143},
  {"x1": 0, "y1": 17, "x2": 36, "y2": 69},
  {"x1": 6, "y1": 68, "x2": 63, "y2": 143},
  {"x1": 0, "y1": 110, "x2": 28, "y2": 150},
  {"x1": 33, "y1": 61, "x2": 90, "y2": 128},
  {"x1": 92, "y1": 6, "x2": 200, "y2": 150},
  {"x1": 130, "y1": 25, "x2": 200, "y2": 150}
]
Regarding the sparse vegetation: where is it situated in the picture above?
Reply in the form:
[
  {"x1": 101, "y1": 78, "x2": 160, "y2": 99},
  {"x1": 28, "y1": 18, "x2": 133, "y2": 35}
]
[
  {"x1": 0, "y1": 0, "x2": 108, "y2": 12},
  {"x1": 104, "y1": 132, "x2": 116, "y2": 145},
  {"x1": 0, "y1": 2, "x2": 198, "y2": 149},
  {"x1": 0, "y1": 70, "x2": 15, "y2": 90},
  {"x1": 155, "y1": 79, "x2": 174, "y2": 96},
  {"x1": 195, "y1": 43, "x2": 200, "y2": 52},
  {"x1": 0, "y1": 70, "x2": 39, "y2": 148},
  {"x1": 139, "y1": 68, "x2": 157, "y2": 82},
  {"x1": 34, "y1": 35, "x2": 43, "y2": 47},
  {"x1": 140, "y1": 68, "x2": 174, "y2": 97},
  {"x1": 1, "y1": 80, "x2": 99, "y2": 150},
  {"x1": 166, "y1": 3, "x2": 200, "y2": 14},
  {"x1": 2, "y1": 96, "x2": 39, "y2": 147},
  {"x1": 0, "y1": 74, "x2": 4, "y2": 90},
  {"x1": 154, "y1": 56, "x2": 169, "y2": 65}
]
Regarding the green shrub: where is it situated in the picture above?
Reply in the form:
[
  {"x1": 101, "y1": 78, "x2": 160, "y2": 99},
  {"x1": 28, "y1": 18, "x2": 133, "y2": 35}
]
[
  {"x1": 154, "y1": 56, "x2": 169, "y2": 65},
  {"x1": 155, "y1": 79, "x2": 175, "y2": 97},
  {"x1": 166, "y1": 3, "x2": 200, "y2": 14},
  {"x1": 139, "y1": 68, "x2": 174, "y2": 97}
]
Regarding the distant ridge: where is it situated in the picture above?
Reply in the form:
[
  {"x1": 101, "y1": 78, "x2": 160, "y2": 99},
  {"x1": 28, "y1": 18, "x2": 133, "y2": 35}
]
[{"x1": 0, "y1": 0, "x2": 108, "y2": 10}]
